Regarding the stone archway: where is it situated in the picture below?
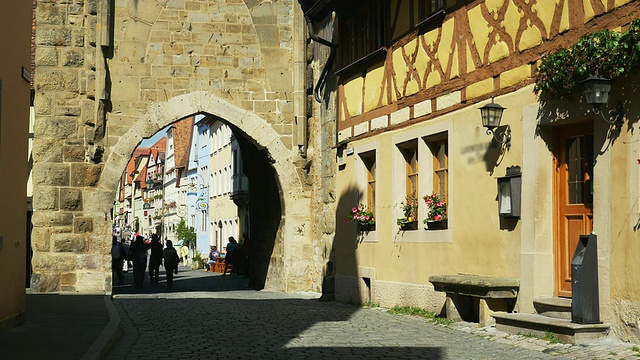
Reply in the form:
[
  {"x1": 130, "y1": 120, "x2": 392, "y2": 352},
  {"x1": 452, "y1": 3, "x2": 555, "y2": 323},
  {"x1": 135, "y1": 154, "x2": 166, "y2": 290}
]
[
  {"x1": 31, "y1": 0, "x2": 325, "y2": 294},
  {"x1": 102, "y1": 92, "x2": 310, "y2": 291}
]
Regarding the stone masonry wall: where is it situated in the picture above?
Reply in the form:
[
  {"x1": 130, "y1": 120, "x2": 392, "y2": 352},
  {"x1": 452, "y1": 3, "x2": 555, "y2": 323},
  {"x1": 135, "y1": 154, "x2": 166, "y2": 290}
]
[{"x1": 32, "y1": 0, "x2": 323, "y2": 293}]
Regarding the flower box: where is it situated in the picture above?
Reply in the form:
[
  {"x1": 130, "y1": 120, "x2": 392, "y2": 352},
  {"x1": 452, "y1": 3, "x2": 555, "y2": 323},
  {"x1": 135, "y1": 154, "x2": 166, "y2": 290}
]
[
  {"x1": 425, "y1": 220, "x2": 448, "y2": 230},
  {"x1": 358, "y1": 223, "x2": 376, "y2": 232},
  {"x1": 399, "y1": 221, "x2": 418, "y2": 231}
]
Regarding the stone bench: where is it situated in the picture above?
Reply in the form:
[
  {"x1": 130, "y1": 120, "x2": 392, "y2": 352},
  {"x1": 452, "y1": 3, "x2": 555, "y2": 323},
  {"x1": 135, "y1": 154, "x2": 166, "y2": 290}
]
[{"x1": 429, "y1": 275, "x2": 519, "y2": 326}]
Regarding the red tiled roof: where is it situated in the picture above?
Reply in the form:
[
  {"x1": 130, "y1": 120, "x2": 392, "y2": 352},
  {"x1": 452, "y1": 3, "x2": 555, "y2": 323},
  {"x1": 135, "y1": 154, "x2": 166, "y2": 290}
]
[{"x1": 173, "y1": 116, "x2": 194, "y2": 170}]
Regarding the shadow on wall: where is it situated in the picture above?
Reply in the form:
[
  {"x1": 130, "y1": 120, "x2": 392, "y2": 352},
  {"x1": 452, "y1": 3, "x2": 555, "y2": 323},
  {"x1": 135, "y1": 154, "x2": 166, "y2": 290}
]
[
  {"x1": 235, "y1": 133, "x2": 280, "y2": 290},
  {"x1": 323, "y1": 185, "x2": 365, "y2": 304}
]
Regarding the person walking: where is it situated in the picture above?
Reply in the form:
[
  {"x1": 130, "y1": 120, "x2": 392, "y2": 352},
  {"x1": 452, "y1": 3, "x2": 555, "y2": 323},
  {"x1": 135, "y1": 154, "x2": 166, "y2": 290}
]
[
  {"x1": 180, "y1": 243, "x2": 189, "y2": 265},
  {"x1": 148, "y1": 234, "x2": 163, "y2": 286},
  {"x1": 162, "y1": 240, "x2": 180, "y2": 288},
  {"x1": 129, "y1": 235, "x2": 148, "y2": 290}
]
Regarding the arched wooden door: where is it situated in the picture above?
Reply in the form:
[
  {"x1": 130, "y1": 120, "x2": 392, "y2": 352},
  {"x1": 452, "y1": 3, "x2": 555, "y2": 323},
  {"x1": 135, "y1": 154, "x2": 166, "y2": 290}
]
[{"x1": 554, "y1": 123, "x2": 594, "y2": 298}]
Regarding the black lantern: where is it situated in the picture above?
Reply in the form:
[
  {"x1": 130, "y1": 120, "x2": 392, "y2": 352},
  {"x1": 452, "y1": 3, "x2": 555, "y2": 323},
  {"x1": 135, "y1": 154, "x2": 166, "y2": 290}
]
[
  {"x1": 146, "y1": 178, "x2": 154, "y2": 190},
  {"x1": 497, "y1": 166, "x2": 521, "y2": 218},
  {"x1": 480, "y1": 97, "x2": 506, "y2": 131},
  {"x1": 479, "y1": 97, "x2": 511, "y2": 149},
  {"x1": 581, "y1": 74, "x2": 611, "y2": 107},
  {"x1": 580, "y1": 74, "x2": 622, "y2": 126}
]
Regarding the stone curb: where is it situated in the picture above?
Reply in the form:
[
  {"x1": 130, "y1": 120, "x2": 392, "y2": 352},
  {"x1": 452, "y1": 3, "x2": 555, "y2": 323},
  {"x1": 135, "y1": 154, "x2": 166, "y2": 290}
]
[{"x1": 81, "y1": 294, "x2": 122, "y2": 360}]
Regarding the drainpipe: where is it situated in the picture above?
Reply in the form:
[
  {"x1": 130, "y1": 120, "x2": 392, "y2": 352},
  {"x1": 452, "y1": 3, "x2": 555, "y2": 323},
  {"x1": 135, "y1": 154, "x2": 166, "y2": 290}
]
[
  {"x1": 302, "y1": 10, "x2": 338, "y2": 151},
  {"x1": 294, "y1": 7, "x2": 307, "y2": 156}
]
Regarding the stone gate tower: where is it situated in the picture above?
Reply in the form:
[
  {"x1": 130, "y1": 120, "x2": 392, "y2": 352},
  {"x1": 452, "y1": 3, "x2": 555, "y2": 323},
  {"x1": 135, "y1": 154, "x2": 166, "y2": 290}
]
[{"x1": 32, "y1": 0, "x2": 331, "y2": 293}]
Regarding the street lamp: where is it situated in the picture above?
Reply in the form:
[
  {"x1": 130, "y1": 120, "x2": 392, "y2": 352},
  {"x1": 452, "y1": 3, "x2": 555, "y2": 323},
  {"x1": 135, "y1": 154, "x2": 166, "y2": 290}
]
[
  {"x1": 580, "y1": 74, "x2": 622, "y2": 126},
  {"x1": 146, "y1": 177, "x2": 154, "y2": 190},
  {"x1": 479, "y1": 96, "x2": 511, "y2": 150}
]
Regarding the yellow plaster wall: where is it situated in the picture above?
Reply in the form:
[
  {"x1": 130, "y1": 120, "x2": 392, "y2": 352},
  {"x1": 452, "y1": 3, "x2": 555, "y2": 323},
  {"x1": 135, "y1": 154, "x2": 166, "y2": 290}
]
[
  {"x1": 363, "y1": 64, "x2": 385, "y2": 113},
  {"x1": 335, "y1": 87, "x2": 532, "y2": 290},
  {"x1": 0, "y1": 1, "x2": 30, "y2": 333},
  {"x1": 343, "y1": 77, "x2": 363, "y2": 117},
  {"x1": 437, "y1": 18, "x2": 455, "y2": 73},
  {"x1": 503, "y1": 0, "x2": 523, "y2": 49},
  {"x1": 466, "y1": 77, "x2": 494, "y2": 99},
  {"x1": 519, "y1": 21, "x2": 544, "y2": 51},
  {"x1": 501, "y1": 65, "x2": 531, "y2": 88}
]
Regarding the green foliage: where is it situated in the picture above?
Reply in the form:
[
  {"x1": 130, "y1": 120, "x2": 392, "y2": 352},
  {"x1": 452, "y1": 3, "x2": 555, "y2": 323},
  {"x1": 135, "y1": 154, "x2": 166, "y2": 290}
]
[
  {"x1": 631, "y1": 345, "x2": 640, "y2": 352},
  {"x1": 397, "y1": 195, "x2": 418, "y2": 226},
  {"x1": 175, "y1": 218, "x2": 196, "y2": 250},
  {"x1": 388, "y1": 306, "x2": 454, "y2": 325},
  {"x1": 542, "y1": 331, "x2": 561, "y2": 344},
  {"x1": 535, "y1": 19, "x2": 640, "y2": 96}
]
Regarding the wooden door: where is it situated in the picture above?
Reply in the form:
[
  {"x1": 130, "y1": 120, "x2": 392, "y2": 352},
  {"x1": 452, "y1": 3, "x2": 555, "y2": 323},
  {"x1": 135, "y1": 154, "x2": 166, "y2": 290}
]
[{"x1": 554, "y1": 124, "x2": 594, "y2": 298}]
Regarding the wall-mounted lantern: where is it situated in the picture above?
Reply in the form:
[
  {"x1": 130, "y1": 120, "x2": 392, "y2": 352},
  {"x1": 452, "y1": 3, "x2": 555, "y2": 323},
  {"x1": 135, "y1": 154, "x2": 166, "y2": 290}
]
[
  {"x1": 580, "y1": 74, "x2": 622, "y2": 126},
  {"x1": 146, "y1": 178, "x2": 154, "y2": 190},
  {"x1": 479, "y1": 96, "x2": 511, "y2": 150},
  {"x1": 497, "y1": 166, "x2": 521, "y2": 218}
]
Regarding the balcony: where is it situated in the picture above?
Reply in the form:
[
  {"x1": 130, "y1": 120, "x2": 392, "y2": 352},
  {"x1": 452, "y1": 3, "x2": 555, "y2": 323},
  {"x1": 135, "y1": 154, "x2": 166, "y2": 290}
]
[{"x1": 231, "y1": 174, "x2": 249, "y2": 201}]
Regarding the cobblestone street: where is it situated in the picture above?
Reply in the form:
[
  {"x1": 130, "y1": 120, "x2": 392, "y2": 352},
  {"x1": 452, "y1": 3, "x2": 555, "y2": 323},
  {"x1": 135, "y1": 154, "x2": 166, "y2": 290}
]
[{"x1": 105, "y1": 267, "x2": 640, "y2": 360}]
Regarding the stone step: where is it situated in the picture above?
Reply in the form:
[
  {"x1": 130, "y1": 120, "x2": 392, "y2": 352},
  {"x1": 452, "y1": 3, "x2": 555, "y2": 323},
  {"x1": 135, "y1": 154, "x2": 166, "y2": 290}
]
[
  {"x1": 533, "y1": 297, "x2": 572, "y2": 320},
  {"x1": 492, "y1": 312, "x2": 609, "y2": 345}
]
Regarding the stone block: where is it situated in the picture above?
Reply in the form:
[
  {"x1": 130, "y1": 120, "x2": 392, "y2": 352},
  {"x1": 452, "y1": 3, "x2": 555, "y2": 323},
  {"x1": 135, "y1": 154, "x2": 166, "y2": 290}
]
[
  {"x1": 33, "y1": 138, "x2": 64, "y2": 163},
  {"x1": 31, "y1": 211, "x2": 73, "y2": 227},
  {"x1": 30, "y1": 273, "x2": 61, "y2": 293},
  {"x1": 33, "y1": 186, "x2": 59, "y2": 211},
  {"x1": 60, "y1": 188, "x2": 83, "y2": 211},
  {"x1": 61, "y1": 48, "x2": 84, "y2": 67},
  {"x1": 36, "y1": 27, "x2": 72, "y2": 46},
  {"x1": 70, "y1": 164, "x2": 103, "y2": 187},
  {"x1": 77, "y1": 255, "x2": 101, "y2": 270},
  {"x1": 32, "y1": 163, "x2": 70, "y2": 187},
  {"x1": 32, "y1": 252, "x2": 77, "y2": 272},
  {"x1": 34, "y1": 116, "x2": 79, "y2": 140},
  {"x1": 254, "y1": 24, "x2": 279, "y2": 48},
  {"x1": 52, "y1": 233, "x2": 88, "y2": 252},
  {"x1": 60, "y1": 272, "x2": 77, "y2": 286},
  {"x1": 37, "y1": 2, "x2": 67, "y2": 25},
  {"x1": 34, "y1": 69, "x2": 79, "y2": 92},
  {"x1": 31, "y1": 228, "x2": 52, "y2": 252},
  {"x1": 63, "y1": 145, "x2": 86, "y2": 162},
  {"x1": 35, "y1": 47, "x2": 58, "y2": 66},
  {"x1": 34, "y1": 93, "x2": 53, "y2": 115}
]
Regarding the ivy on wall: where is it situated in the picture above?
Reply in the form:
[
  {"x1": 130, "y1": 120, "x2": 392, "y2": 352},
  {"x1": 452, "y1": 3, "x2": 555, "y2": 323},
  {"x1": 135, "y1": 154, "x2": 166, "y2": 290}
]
[{"x1": 534, "y1": 19, "x2": 640, "y2": 96}]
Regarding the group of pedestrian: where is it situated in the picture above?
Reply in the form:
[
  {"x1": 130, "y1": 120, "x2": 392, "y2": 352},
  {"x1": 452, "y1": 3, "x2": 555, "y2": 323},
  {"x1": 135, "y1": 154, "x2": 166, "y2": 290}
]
[
  {"x1": 111, "y1": 233, "x2": 181, "y2": 289},
  {"x1": 222, "y1": 233, "x2": 250, "y2": 276}
]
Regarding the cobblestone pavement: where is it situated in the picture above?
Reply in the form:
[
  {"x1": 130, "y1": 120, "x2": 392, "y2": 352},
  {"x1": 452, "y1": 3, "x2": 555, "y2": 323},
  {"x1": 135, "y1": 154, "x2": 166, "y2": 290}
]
[{"x1": 107, "y1": 267, "x2": 640, "y2": 360}]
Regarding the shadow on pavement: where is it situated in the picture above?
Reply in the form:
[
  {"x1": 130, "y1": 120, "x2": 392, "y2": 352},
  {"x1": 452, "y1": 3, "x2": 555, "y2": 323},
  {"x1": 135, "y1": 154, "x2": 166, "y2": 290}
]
[
  {"x1": 110, "y1": 294, "x2": 444, "y2": 359},
  {"x1": 112, "y1": 265, "x2": 251, "y2": 295},
  {"x1": 110, "y1": 266, "x2": 444, "y2": 359}
]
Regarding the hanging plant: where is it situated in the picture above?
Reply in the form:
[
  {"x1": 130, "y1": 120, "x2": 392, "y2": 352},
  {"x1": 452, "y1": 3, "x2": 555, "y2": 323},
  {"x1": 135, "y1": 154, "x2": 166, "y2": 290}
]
[{"x1": 534, "y1": 19, "x2": 640, "y2": 96}]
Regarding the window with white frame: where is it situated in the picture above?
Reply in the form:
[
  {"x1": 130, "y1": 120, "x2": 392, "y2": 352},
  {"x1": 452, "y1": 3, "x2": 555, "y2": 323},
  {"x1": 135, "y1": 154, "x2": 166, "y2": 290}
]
[
  {"x1": 398, "y1": 139, "x2": 419, "y2": 223},
  {"x1": 426, "y1": 134, "x2": 448, "y2": 205},
  {"x1": 359, "y1": 150, "x2": 376, "y2": 214}
]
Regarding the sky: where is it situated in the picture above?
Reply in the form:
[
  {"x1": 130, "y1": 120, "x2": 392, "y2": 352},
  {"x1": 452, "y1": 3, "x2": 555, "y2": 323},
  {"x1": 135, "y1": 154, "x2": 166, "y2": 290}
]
[{"x1": 139, "y1": 127, "x2": 169, "y2": 148}]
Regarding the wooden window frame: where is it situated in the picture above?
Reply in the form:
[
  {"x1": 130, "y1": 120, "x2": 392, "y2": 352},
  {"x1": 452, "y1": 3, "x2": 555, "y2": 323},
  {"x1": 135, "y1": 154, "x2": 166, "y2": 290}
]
[{"x1": 360, "y1": 150, "x2": 376, "y2": 213}]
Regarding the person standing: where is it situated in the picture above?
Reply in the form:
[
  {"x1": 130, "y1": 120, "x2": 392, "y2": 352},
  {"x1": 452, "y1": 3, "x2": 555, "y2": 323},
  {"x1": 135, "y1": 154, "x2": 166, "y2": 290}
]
[
  {"x1": 163, "y1": 240, "x2": 180, "y2": 288},
  {"x1": 111, "y1": 236, "x2": 126, "y2": 285},
  {"x1": 148, "y1": 234, "x2": 163, "y2": 286},
  {"x1": 129, "y1": 235, "x2": 148, "y2": 290},
  {"x1": 222, "y1": 236, "x2": 239, "y2": 276}
]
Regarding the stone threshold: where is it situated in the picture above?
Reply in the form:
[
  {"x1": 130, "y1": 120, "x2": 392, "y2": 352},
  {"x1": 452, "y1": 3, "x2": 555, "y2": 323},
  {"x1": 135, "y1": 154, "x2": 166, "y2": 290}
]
[{"x1": 493, "y1": 312, "x2": 610, "y2": 345}]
